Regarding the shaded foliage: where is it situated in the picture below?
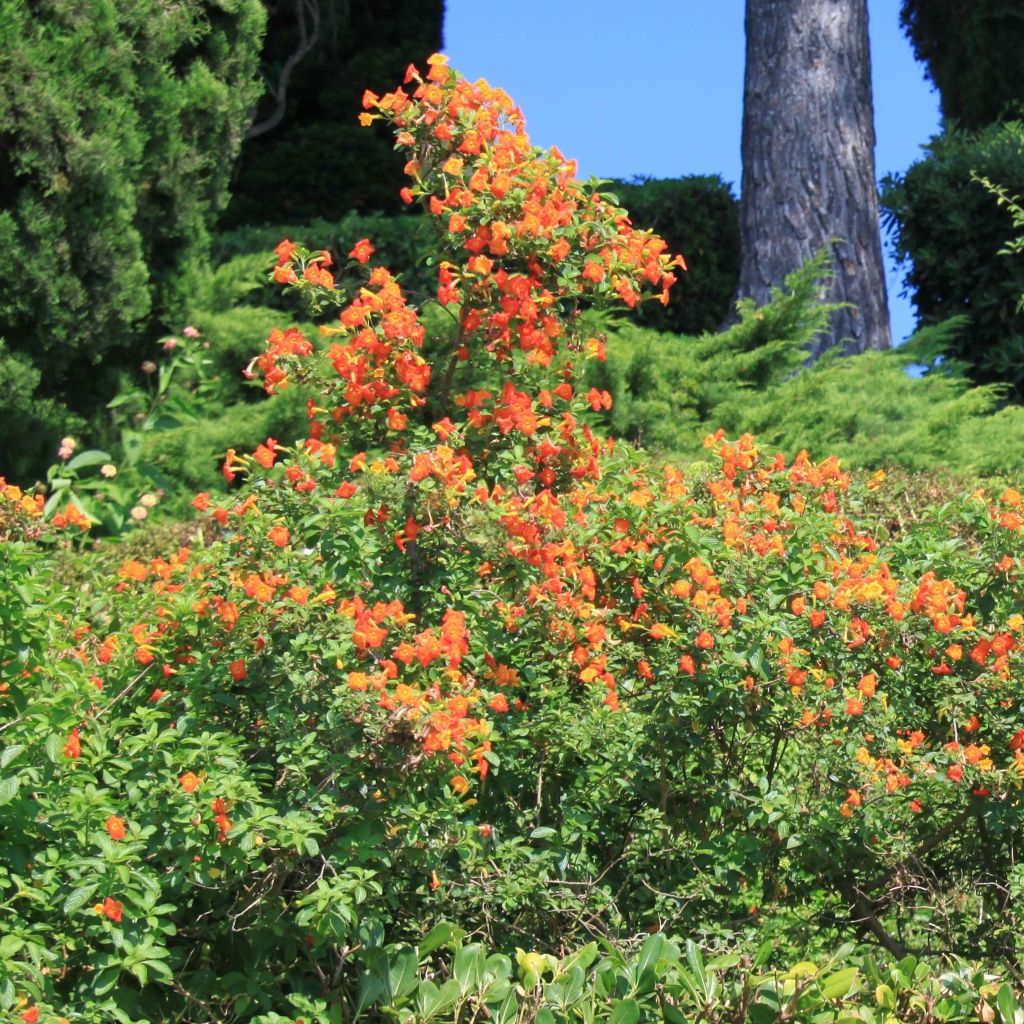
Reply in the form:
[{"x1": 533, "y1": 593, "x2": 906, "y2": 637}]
[
  {"x1": 588, "y1": 258, "x2": 1024, "y2": 479},
  {"x1": 222, "y1": 0, "x2": 444, "y2": 225},
  {"x1": 900, "y1": 0, "x2": 1024, "y2": 129},
  {"x1": 881, "y1": 121, "x2": 1024, "y2": 399}
]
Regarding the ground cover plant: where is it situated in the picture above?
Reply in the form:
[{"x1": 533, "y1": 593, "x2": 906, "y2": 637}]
[{"x1": 1, "y1": 54, "x2": 1023, "y2": 1024}]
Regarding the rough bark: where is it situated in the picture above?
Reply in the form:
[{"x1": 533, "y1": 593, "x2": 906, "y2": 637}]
[{"x1": 739, "y1": 0, "x2": 892, "y2": 357}]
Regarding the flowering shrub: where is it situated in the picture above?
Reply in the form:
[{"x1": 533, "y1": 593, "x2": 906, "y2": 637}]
[{"x1": 1, "y1": 55, "x2": 1023, "y2": 1022}]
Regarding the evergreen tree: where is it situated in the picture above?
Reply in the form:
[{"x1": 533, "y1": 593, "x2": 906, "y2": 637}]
[{"x1": 0, "y1": 0, "x2": 267, "y2": 479}]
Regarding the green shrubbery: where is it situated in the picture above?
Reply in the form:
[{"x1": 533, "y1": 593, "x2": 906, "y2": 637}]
[{"x1": 586, "y1": 257, "x2": 1024, "y2": 479}]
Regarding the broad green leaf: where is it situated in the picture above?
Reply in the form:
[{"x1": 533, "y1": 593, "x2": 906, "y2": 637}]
[
  {"x1": 0, "y1": 776, "x2": 19, "y2": 805},
  {"x1": 419, "y1": 922, "x2": 458, "y2": 957},
  {"x1": 608, "y1": 998, "x2": 640, "y2": 1024},
  {"x1": 63, "y1": 884, "x2": 98, "y2": 915},
  {"x1": 817, "y1": 967, "x2": 859, "y2": 1001},
  {"x1": 66, "y1": 449, "x2": 112, "y2": 472},
  {"x1": 0, "y1": 745, "x2": 24, "y2": 770},
  {"x1": 997, "y1": 983, "x2": 1019, "y2": 1024}
]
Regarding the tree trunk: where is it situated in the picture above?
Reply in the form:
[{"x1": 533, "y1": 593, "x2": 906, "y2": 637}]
[{"x1": 739, "y1": 0, "x2": 892, "y2": 356}]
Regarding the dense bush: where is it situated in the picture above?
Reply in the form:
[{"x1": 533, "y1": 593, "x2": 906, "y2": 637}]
[
  {"x1": 881, "y1": 121, "x2": 1024, "y2": 399},
  {"x1": 0, "y1": 343, "x2": 86, "y2": 485},
  {"x1": 2, "y1": 55, "x2": 1023, "y2": 1024},
  {"x1": 0, "y1": 0, "x2": 267, "y2": 480}
]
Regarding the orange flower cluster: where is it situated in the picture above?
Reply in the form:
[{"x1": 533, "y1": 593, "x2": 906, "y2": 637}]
[
  {"x1": 0, "y1": 477, "x2": 46, "y2": 541},
  {"x1": 361, "y1": 53, "x2": 683, "y2": 370},
  {"x1": 64, "y1": 60, "x2": 1021, "y2": 821}
]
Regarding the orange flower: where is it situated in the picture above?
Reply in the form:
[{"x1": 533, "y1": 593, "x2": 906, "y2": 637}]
[
  {"x1": 856, "y1": 673, "x2": 877, "y2": 698},
  {"x1": 253, "y1": 440, "x2": 278, "y2": 468},
  {"x1": 695, "y1": 631, "x2": 714, "y2": 650},
  {"x1": 229, "y1": 659, "x2": 247, "y2": 681},
  {"x1": 105, "y1": 816, "x2": 126, "y2": 841},
  {"x1": 63, "y1": 728, "x2": 82, "y2": 759},
  {"x1": 179, "y1": 772, "x2": 201, "y2": 794},
  {"x1": 222, "y1": 448, "x2": 238, "y2": 483},
  {"x1": 93, "y1": 897, "x2": 123, "y2": 922},
  {"x1": 274, "y1": 238, "x2": 296, "y2": 265},
  {"x1": 348, "y1": 238, "x2": 375, "y2": 264},
  {"x1": 267, "y1": 525, "x2": 290, "y2": 547},
  {"x1": 450, "y1": 774, "x2": 470, "y2": 795}
]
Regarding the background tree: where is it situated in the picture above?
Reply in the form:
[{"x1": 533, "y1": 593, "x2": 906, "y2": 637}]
[
  {"x1": 0, "y1": 0, "x2": 267, "y2": 481},
  {"x1": 737, "y1": 0, "x2": 891, "y2": 357},
  {"x1": 900, "y1": 0, "x2": 1024, "y2": 129},
  {"x1": 222, "y1": 0, "x2": 444, "y2": 225},
  {"x1": 881, "y1": 0, "x2": 1024, "y2": 400},
  {"x1": 881, "y1": 122, "x2": 1024, "y2": 398}
]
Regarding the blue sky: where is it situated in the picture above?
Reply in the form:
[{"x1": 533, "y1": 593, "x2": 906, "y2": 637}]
[{"x1": 444, "y1": 1, "x2": 941, "y2": 345}]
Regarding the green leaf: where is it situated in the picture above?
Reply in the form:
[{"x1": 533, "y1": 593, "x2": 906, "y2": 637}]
[
  {"x1": 0, "y1": 776, "x2": 19, "y2": 805},
  {"x1": 997, "y1": 983, "x2": 1019, "y2": 1024},
  {"x1": 417, "y1": 978, "x2": 460, "y2": 1022},
  {"x1": 748, "y1": 646, "x2": 766, "y2": 677},
  {"x1": 530, "y1": 827, "x2": 557, "y2": 840},
  {"x1": 749, "y1": 1002, "x2": 780, "y2": 1024},
  {"x1": 384, "y1": 947, "x2": 419, "y2": 1002},
  {"x1": 66, "y1": 449, "x2": 112, "y2": 472},
  {"x1": 453, "y1": 943, "x2": 485, "y2": 991},
  {"x1": 636, "y1": 932, "x2": 665, "y2": 978},
  {"x1": 0, "y1": 745, "x2": 24, "y2": 770},
  {"x1": 818, "y1": 967, "x2": 859, "y2": 1001},
  {"x1": 353, "y1": 971, "x2": 385, "y2": 1019},
  {"x1": 685, "y1": 940, "x2": 708, "y2": 992},
  {"x1": 63, "y1": 884, "x2": 98, "y2": 915},
  {"x1": 93, "y1": 965, "x2": 121, "y2": 996},
  {"x1": 419, "y1": 922, "x2": 462, "y2": 957},
  {"x1": 608, "y1": 998, "x2": 640, "y2": 1024}
]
